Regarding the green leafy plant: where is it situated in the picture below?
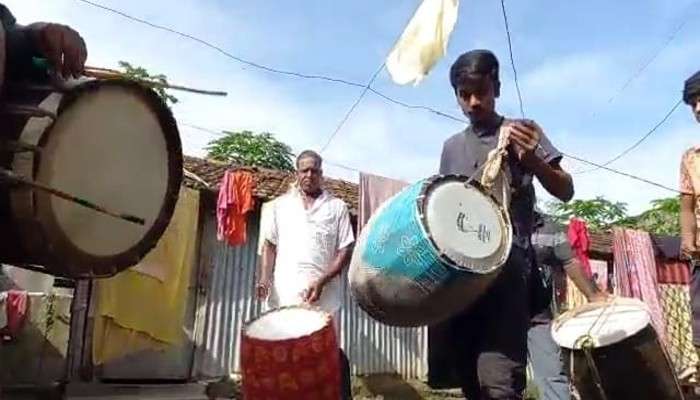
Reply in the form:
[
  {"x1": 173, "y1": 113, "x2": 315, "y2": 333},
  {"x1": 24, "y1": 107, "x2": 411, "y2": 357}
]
[
  {"x1": 206, "y1": 130, "x2": 295, "y2": 171},
  {"x1": 548, "y1": 197, "x2": 629, "y2": 231},
  {"x1": 118, "y1": 61, "x2": 178, "y2": 105}
]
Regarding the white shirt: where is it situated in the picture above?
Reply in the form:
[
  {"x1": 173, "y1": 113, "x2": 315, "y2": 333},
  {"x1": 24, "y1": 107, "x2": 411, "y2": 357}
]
[{"x1": 265, "y1": 188, "x2": 354, "y2": 314}]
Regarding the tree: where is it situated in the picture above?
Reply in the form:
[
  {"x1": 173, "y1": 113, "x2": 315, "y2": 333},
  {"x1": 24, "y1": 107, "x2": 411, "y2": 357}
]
[
  {"x1": 118, "y1": 61, "x2": 178, "y2": 105},
  {"x1": 547, "y1": 197, "x2": 629, "y2": 231},
  {"x1": 548, "y1": 196, "x2": 681, "y2": 235},
  {"x1": 619, "y1": 197, "x2": 680, "y2": 235},
  {"x1": 206, "y1": 130, "x2": 295, "y2": 171}
]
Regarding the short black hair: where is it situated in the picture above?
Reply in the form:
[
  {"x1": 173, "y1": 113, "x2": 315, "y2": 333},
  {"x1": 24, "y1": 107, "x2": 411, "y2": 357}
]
[
  {"x1": 684, "y1": 70, "x2": 700, "y2": 105},
  {"x1": 296, "y1": 150, "x2": 322, "y2": 169},
  {"x1": 450, "y1": 49, "x2": 500, "y2": 91}
]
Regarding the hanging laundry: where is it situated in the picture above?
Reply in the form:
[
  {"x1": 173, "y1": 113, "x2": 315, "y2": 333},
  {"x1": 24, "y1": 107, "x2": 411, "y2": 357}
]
[
  {"x1": 93, "y1": 187, "x2": 200, "y2": 364},
  {"x1": 651, "y1": 234, "x2": 681, "y2": 260},
  {"x1": 656, "y1": 259, "x2": 690, "y2": 285},
  {"x1": 567, "y1": 219, "x2": 592, "y2": 278},
  {"x1": 386, "y1": 0, "x2": 460, "y2": 86},
  {"x1": 358, "y1": 172, "x2": 408, "y2": 233},
  {"x1": 217, "y1": 170, "x2": 256, "y2": 246},
  {"x1": 658, "y1": 284, "x2": 698, "y2": 379},
  {"x1": 0, "y1": 290, "x2": 28, "y2": 340},
  {"x1": 612, "y1": 228, "x2": 666, "y2": 344}
]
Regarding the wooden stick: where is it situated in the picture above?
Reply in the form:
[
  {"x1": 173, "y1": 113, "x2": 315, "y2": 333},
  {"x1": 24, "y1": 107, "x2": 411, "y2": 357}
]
[
  {"x1": 0, "y1": 168, "x2": 145, "y2": 226},
  {"x1": 83, "y1": 66, "x2": 228, "y2": 97}
]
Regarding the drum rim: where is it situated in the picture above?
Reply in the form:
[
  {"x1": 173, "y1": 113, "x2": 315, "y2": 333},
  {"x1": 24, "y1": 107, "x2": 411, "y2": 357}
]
[
  {"x1": 551, "y1": 297, "x2": 651, "y2": 349},
  {"x1": 417, "y1": 174, "x2": 513, "y2": 274},
  {"x1": 32, "y1": 79, "x2": 183, "y2": 278},
  {"x1": 242, "y1": 305, "x2": 333, "y2": 342}
]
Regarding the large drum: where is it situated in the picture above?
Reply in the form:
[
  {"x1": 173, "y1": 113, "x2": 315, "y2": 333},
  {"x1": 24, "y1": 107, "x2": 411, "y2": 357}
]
[
  {"x1": 0, "y1": 78, "x2": 182, "y2": 278},
  {"x1": 240, "y1": 306, "x2": 341, "y2": 400},
  {"x1": 349, "y1": 174, "x2": 512, "y2": 327},
  {"x1": 552, "y1": 298, "x2": 683, "y2": 400}
]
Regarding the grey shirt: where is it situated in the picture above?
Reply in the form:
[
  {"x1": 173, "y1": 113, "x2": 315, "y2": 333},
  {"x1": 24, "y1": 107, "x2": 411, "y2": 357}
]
[
  {"x1": 439, "y1": 115, "x2": 563, "y2": 250},
  {"x1": 531, "y1": 218, "x2": 575, "y2": 323}
]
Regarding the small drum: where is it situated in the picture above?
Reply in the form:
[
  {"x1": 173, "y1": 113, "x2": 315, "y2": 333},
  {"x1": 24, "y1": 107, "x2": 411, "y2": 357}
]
[
  {"x1": 349, "y1": 174, "x2": 512, "y2": 327},
  {"x1": 552, "y1": 298, "x2": 683, "y2": 400},
  {"x1": 241, "y1": 306, "x2": 341, "y2": 400},
  {"x1": 0, "y1": 78, "x2": 182, "y2": 278}
]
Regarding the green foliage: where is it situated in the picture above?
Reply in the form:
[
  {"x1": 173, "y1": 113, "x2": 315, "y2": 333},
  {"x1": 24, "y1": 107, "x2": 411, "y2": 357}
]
[
  {"x1": 206, "y1": 130, "x2": 295, "y2": 171},
  {"x1": 118, "y1": 61, "x2": 178, "y2": 105},
  {"x1": 619, "y1": 197, "x2": 680, "y2": 235},
  {"x1": 547, "y1": 196, "x2": 628, "y2": 231},
  {"x1": 548, "y1": 196, "x2": 681, "y2": 235}
]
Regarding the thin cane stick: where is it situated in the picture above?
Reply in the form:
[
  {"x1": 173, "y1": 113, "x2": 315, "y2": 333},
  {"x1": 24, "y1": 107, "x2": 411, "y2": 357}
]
[
  {"x1": 83, "y1": 67, "x2": 228, "y2": 97},
  {"x1": 0, "y1": 168, "x2": 145, "y2": 226}
]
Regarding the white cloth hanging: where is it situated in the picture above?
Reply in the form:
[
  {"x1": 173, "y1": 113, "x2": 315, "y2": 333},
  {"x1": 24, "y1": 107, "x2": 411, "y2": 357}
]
[{"x1": 386, "y1": 0, "x2": 460, "y2": 86}]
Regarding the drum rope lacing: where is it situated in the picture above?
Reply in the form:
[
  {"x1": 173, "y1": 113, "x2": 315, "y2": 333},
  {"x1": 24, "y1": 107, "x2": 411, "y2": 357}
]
[{"x1": 570, "y1": 297, "x2": 618, "y2": 400}]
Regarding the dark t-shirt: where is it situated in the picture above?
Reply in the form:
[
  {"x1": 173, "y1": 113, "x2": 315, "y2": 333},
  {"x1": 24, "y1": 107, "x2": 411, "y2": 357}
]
[
  {"x1": 439, "y1": 115, "x2": 563, "y2": 250},
  {"x1": 0, "y1": 4, "x2": 42, "y2": 79},
  {"x1": 530, "y1": 219, "x2": 575, "y2": 324}
]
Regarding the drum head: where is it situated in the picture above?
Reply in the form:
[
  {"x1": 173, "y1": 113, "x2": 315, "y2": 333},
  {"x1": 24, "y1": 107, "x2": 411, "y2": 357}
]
[
  {"x1": 245, "y1": 307, "x2": 330, "y2": 341},
  {"x1": 34, "y1": 80, "x2": 182, "y2": 277},
  {"x1": 552, "y1": 297, "x2": 651, "y2": 349},
  {"x1": 421, "y1": 177, "x2": 511, "y2": 273}
]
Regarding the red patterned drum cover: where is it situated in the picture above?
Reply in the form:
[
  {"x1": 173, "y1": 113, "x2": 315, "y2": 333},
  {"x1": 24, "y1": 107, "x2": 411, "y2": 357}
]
[{"x1": 241, "y1": 306, "x2": 340, "y2": 400}]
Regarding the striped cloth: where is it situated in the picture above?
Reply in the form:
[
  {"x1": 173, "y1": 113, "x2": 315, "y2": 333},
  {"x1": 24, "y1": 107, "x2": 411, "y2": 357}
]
[
  {"x1": 612, "y1": 228, "x2": 666, "y2": 344},
  {"x1": 658, "y1": 284, "x2": 698, "y2": 379},
  {"x1": 656, "y1": 260, "x2": 691, "y2": 285}
]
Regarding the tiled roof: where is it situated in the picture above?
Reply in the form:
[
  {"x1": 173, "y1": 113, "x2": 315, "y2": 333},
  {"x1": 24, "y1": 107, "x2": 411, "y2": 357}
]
[{"x1": 183, "y1": 156, "x2": 358, "y2": 213}]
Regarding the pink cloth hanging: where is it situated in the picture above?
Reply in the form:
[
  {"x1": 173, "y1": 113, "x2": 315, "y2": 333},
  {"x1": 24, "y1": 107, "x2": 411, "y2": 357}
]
[
  {"x1": 358, "y1": 172, "x2": 408, "y2": 233},
  {"x1": 612, "y1": 228, "x2": 666, "y2": 344},
  {"x1": 567, "y1": 218, "x2": 592, "y2": 278}
]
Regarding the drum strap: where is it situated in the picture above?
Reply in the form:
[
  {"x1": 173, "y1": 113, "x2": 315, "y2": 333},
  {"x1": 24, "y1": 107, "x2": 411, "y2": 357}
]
[
  {"x1": 574, "y1": 336, "x2": 609, "y2": 400},
  {"x1": 480, "y1": 124, "x2": 510, "y2": 192}
]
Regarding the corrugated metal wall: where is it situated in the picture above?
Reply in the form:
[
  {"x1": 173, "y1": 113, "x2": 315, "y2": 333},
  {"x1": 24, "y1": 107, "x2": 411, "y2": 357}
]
[{"x1": 193, "y1": 209, "x2": 428, "y2": 380}]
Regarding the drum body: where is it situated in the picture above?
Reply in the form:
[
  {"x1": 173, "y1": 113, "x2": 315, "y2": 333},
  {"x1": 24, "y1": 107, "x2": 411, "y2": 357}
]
[
  {"x1": 349, "y1": 174, "x2": 512, "y2": 327},
  {"x1": 241, "y1": 307, "x2": 341, "y2": 400},
  {"x1": 552, "y1": 298, "x2": 683, "y2": 400},
  {"x1": 0, "y1": 79, "x2": 182, "y2": 278}
]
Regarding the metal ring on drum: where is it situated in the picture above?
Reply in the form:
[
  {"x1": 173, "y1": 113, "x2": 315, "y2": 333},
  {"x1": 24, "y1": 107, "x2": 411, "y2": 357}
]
[
  {"x1": 0, "y1": 78, "x2": 183, "y2": 278},
  {"x1": 551, "y1": 297, "x2": 684, "y2": 400},
  {"x1": 349, "y1": 174, "x2": 512, "y2": 327}
]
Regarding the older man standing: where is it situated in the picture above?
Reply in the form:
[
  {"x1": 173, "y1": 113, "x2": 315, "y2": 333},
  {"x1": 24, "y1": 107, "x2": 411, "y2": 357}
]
[{"x1": 257, "y1": 150, "x2": 354, "y2": 399}]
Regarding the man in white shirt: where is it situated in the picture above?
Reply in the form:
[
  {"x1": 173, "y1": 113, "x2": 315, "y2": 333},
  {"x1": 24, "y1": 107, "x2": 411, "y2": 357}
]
[{"x1": 257, "y1": 150, "x2": 354, "y2": 399}]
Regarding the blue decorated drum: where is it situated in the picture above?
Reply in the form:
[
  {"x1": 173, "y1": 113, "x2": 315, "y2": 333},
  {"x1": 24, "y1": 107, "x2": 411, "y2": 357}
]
[{"x1": 349, "y1": 174, "x2": 512, "y2": 327}]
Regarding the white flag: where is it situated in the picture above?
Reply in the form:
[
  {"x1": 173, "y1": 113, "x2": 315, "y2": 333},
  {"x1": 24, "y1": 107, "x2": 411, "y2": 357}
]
[{"x1": 386, "y1": 0, "x2": 460, "y2": 86}]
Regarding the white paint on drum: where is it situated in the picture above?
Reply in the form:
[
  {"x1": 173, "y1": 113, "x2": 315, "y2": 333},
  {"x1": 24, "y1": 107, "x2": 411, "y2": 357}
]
[
  {"x1": 552, "y1": 298, "x2": 651, "y2": 349},
  {"x1": 246, "y1": 308, "x2": 329, "y2": 341},
  {"x1": 36, "y1": 85, "x2": 169, "y2": 256},
  {"x1": 425, "y1": 182, "x2": 504, "y2": 260}
]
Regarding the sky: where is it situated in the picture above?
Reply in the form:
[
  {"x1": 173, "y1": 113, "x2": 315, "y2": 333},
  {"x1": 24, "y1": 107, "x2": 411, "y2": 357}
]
[{"x1": 6, "y1": 0, "x2": 700, "y2": 214}]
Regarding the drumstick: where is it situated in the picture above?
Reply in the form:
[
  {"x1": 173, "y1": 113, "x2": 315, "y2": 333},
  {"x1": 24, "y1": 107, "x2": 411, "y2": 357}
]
[
  {"x1": 83, "y1": 67, "x2": 228, "y2": 97},
  {"x1": 0, "y1": 168, "x2": 145, "y2": 226}
]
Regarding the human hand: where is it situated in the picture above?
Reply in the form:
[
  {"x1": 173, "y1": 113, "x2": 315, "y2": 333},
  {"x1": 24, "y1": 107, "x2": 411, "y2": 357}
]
[
  {"x1": 508, "y1": 119, "x2": 542, "y2": 165},
  {"x1": 302, "y1": 277, "x2": 327, "y2": 304},
  {"x1": 255, "y1": 278, "x2": 272, "y2": 300},
  {"x1": 29, "y1": 23, "x2": 87, "y2": 79}
]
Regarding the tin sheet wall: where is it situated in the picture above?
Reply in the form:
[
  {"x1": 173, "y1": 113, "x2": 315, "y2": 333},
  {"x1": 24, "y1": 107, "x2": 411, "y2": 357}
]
[{"x1": 193, "y1": 211, "x2": 428, "y2": 380}]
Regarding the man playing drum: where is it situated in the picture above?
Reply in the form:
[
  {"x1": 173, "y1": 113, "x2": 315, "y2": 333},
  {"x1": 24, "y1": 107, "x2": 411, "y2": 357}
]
[
  {"x1": 0, "y1": 3, "x2": 87, "y2": 81},
  {"x1": 680, "y1": 70, "x2": 700, "y2": 389},
  {"x1": 438, "y1": 49, "x2": 574, "y2": 399},
  {"x1": 529, "y1": 211, "x2": 608, "y2": 400},
  {"x1": 257, "y1": 150, "x2": 354, "y2": 399}
]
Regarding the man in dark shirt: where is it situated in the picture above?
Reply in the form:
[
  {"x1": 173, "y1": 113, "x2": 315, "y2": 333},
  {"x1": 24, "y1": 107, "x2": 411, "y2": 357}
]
[
  {"x1": 529, "y1": 212, "x2": 607, "y2": 400},
  {"x1": 0, "y1": 3, "x2": 87, "y2": 81},
  {"x1": 437, "y1": 50, "x2": 574, "y2": 399}
]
